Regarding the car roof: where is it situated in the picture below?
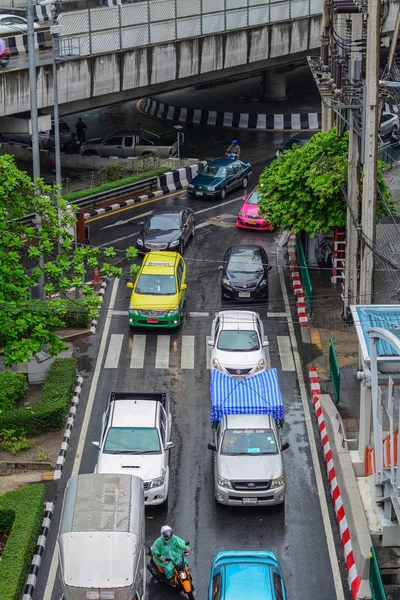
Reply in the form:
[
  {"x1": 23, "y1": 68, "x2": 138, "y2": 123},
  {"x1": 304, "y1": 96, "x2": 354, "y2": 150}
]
[
  {"x1": 212, "y1": 551, "x2": 281, "y2": 599},
  {"x1": 111, "y1": 400, "x2": 157, "y2": 428},
  {"x1": 216, "y1": 310, "x2": 258, "y2": 329},
  {"x1": 208, "y1": 157, "x2": 241, "y2": 167},
  {"x1": 288, "y1": 131, "x2": 315, "y2": 140},
  {"x1": 225, "y1": 414, "x2": 274, "y2": 428},
  {"x1": 151, "y1": 206, "x2": 187, "y2": 215},
  {"x1": 142, "y1": 251, "x2": 179, "y2": 275},
  {"x1": 0, "y1": 14, "x2": 23, "y2": 18},
  {"x1": 228, "y1": 244, "x2": 265, "y2": 257}
]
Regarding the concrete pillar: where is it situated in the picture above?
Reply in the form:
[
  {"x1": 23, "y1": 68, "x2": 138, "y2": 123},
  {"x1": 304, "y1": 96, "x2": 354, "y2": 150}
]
[{"x1": 261, "y1": 70, "x2": 286, "y2": 101}]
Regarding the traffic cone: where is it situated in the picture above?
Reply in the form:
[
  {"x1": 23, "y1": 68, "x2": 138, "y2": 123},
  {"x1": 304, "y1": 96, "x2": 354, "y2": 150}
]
[{"x1": 92, "y1": 267, "x2": 101, "y2": 285}]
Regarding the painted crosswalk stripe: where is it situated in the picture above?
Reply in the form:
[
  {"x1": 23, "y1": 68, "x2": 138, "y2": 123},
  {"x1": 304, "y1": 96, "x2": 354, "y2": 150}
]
[
  {"x1": 206, "y1": 336, "x2": 211, "y2": 369},
  {"x1": 130, "y1": 335, "x2": 146, "y2": 369},
  {"x1": 104, "y1": 334, "x2": 123, "y2": 368},
  {"x1": 277, "y1": 336, "x2": 295, "y2": 371},
  {"x1": 156, "y1": 336, "x2": 170, "y2": 369},
  {"x1": 181, "y1": 335, "x2": 195, "y2": 369}
]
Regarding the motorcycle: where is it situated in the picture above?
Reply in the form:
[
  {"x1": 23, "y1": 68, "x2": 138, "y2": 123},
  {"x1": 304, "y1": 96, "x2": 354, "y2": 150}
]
[
  {"x1": 147, "y1": 545, "x2": 195, "y2": 599},
  {"x1": 0, "y1": 48, "x2": 9, "y2": 69},
  {"x1": 225, "y1": 152, "x2": 239, "y2": 160}
]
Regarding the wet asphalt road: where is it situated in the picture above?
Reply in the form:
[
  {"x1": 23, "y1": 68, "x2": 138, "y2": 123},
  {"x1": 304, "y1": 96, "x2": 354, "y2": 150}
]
[{"x1": 34, "y1": 133, "x2": 351, "y2": 600}]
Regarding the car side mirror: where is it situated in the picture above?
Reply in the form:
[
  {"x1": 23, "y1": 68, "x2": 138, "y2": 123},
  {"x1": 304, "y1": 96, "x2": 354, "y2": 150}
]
[
  {"x1": 126, "y1": 282, "x2": 134, "y2": 289},
  {"x1": 181, "y1": 283, "x2": 187, "y2": 290},
  {"x1": 208, "y1": 443, "x2": 217, "y2": 451},
  {"x1": 263, "y1": 340, "x2": 269, "y2": 347},
  {"x1": 165, "y1": 441, "x2": 174, "y2": 450},
  {"x1": 281, "y1": 442, "x2": 290, "y2": 451},
  {"x1": 218, "y1": 265, "x2": 224, "y2": 270},
  {"x1": 207, "y1": 340, "x2": 214, "y2": 347},
  {"x1": 138, "y1": 221, "x2": 144, "y2": 226},
  {"x1": 241, "y1": 197, "x2": 246, "y2": 201},
  {"x1": 91, "y1": 441, "x2": 100, "y2": 449}
]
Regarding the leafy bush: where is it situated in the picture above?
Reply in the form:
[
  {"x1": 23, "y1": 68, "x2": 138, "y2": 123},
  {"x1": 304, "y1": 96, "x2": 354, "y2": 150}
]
[
  {"x1": 0, "y1": 358, "x2": 77, "y2": 437},
  {"x1": 0, "y1": 429, "x2": 31, "y2": 455},
  {"x1": 0, "y1": 372, "x2": 28, "y2": 413},
  {"x1": 63, "y1": 168, "x2": 170, "y2": 204},
  {"x1": 0, "y1": 484, "x2": 45, "y2": 600}
]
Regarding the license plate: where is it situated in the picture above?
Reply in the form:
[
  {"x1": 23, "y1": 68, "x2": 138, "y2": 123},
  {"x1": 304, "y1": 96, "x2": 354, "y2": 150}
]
[
  {"x1": 147, "y1": 318, "x2": 158, "y2": 323},
  {"x1": 239, "y1": 292, "x2": 251, "y2": 298},
  {"x1": 243, "y1": 498, "x2": 258, "y2": 504},
  {"x1": 196, "y1": 191, "x2": 203, "y2": 196},
  {"x1": 247, "y1": 220, "x2": 257, "y2": 225}
]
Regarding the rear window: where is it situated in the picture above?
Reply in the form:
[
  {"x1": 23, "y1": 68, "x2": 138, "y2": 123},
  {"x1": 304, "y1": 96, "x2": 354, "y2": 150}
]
[{"x1": 221, "y1": 429, "x2": 277, "y2": 455}]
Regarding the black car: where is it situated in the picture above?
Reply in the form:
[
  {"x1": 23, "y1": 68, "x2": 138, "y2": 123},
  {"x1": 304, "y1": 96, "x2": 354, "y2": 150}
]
[
  {"x1": 136, "y1": 206, "x2": 195, "y2": 255},
  {"x1": 275, "y1": 131, "x2": 315, "y2": 157},
  {"x1": 219, "y1": 245, "x2": 271, "y2": 302}
]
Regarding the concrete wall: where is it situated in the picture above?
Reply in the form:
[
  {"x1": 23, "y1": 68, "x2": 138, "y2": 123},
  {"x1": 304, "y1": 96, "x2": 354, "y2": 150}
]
[{"x1": 0, "y1": 16, "x2": 322, "y2": 117}]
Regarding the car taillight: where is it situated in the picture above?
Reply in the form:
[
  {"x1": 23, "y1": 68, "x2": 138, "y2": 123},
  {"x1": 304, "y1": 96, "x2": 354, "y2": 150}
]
[{"x1": 169, "y1": 148, "x2": 172, "y2": 155}]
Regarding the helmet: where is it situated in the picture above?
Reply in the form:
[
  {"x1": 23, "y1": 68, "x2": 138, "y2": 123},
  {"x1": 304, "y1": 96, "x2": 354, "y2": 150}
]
[
  {"x1": 232, "y1": 140, "x2": 238, "y2": 145},
  {"x1": 161, "y1": 525, "x2": 173, "y2": 539}
]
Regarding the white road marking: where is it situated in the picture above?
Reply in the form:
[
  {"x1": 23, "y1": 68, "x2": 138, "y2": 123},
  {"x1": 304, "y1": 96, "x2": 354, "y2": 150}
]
[
  {"x1": 104, "y1": 333, "x2": 123, "y2": 369},
  {"x1": 155, "y1": 335, "x2": 170, "y2": 369},
  {"x1": 278, "y1": 264, "x2": 345, "y2": 600},
  {"x1": 111, "y1": 310, "x2": 128, "y2": 315},
  {"x1": 101, "y1": 209, "x2": 153, "y2": 230},
  {"x1": 277, "y1": 336, "x2": 296, "y2": 371},
  {"x1": 43, "y1": 277, "x2": 121, "y2": 600},
  {"x1": 189, "y1": 311, "x2": 209, "y2": 317},
  {"x1": 130, "y1": 334, "x2": 146, "y2": 369},
  {"x1": 206, "y1": 335, "x2": 211, "y2": 369},
  {"x1": 181, "y1": 335, "x2": 195, "y2": 369},
  {"x1": 267, "y1": 312, "x2": 287, "y2": 318}
]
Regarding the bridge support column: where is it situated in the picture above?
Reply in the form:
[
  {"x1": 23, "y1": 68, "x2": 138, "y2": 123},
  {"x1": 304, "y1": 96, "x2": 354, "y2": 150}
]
[{"x1": 261, "y1": 69, "x2": 286, "y2": 101}]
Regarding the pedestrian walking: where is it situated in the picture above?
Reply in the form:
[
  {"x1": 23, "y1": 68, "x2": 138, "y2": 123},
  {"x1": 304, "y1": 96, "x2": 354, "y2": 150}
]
[
  {"x1": 136, "y1": 123, "x2": 144, "y2": 138},
  {"x1": 76, "y1": 117, "x2": 88, "y2": 144}
]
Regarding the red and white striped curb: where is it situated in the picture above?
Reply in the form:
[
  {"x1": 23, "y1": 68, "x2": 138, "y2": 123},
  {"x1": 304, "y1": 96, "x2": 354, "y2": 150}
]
[
  {"x1": 287, "y1": 233, "x2": 308, "y2": 327},
  {"x1": 308, "y1": 366, "x2": 362, "y2": 599}
]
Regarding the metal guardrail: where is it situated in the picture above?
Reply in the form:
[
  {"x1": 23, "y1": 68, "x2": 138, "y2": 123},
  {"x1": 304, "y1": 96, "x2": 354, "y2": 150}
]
[
  {"x1": 335, "y1": 413, "x2": 357, "y2": 448},
  {"x1": 370, "y1": 546, "x2": 387, "y2": 600},
  {"x1": 378, "y1": 141, "x2": 400, "y2": 166},
  {"x1": 295, "y1": 234, "x2": 313, "y2": 316},
  {"x1": 329, "y1": 337, "x2": 341, "y2": 405}
]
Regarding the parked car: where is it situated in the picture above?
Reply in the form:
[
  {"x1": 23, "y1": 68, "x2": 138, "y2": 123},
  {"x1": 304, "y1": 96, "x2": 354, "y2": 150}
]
[
  {"x1": 187, "y1": 157, "x2": 252, "y2": 200},
  {"x1": 236, "y1": 186, "x2": 272, "y2": 231},
  {"x1": 91, "y1": 391, "x2": 174, "y2": 506},
  {"x1": 0, "y1": 119, "x2": 71, "y2": 150},
  {"x1": 208, "y1": 550, "x2": 287, "y2": 598},
  {"x1": 379, "y1": 112, "x2": 400, "y2": 138},
  {"x1": 136, "y1": 206, "x2": 195, "y2": 255},
  {"x1": 0, "y1": 14, "x2": 40, "y2": 35},
  {"x1": 219, "y1": 245, "x2": 271, "y2": 302},
  {"x1": 81, "y1": 129, "x2": 177, "y2": 158},
  {"x1": 275, "y1": 131, "x2": 315, "y2": 157},
  {"x1": 208, "y1": 310, "x2": 268, "y2": 378}
]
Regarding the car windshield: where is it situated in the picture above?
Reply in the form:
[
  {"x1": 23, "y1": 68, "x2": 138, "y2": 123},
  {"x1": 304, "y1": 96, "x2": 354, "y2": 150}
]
[
  {"x1": 217, "y1": 330, "x2": 260, "y2": 352},
  {"x1": 202, "y1": 165, "x2": 226, "y2": 178},
  {"x1": 245, "y1": 190, "x2": 260, "y2": 205},
  {"x1": 221, "y1": 429, "x2": 278, "y2": 455},
  {"x1": 228, "y1": 251, "x2": 264, "y2": 274},
  {"x1": 145, "y1": 214, "x2": 180, "y2": 232},
  {"x1": 104, "y1": 427, "x2": 161, "y2": 454},
  {"x1": 135, "y1": 274, "x2": 176, "y2": 295}
]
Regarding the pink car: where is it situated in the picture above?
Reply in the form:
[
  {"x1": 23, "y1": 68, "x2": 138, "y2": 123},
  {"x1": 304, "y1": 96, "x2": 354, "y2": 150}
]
[{"x1": 236, "y1": 187, "x2": 272, "y2": 231}]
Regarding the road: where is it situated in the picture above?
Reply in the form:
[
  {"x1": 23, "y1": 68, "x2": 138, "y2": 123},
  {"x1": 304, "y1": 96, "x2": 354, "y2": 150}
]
[{"x1": 34, "y1": 142, "x2": 351, "y2": 600}]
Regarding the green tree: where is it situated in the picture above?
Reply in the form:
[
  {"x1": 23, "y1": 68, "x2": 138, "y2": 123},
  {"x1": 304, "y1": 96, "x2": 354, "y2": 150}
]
[
  {"x1": 0, "y1": 154, "x2": 139, "y2": 366},
  {"x1": 258, "y1": 127, "x2": 393, "y2": 236}
]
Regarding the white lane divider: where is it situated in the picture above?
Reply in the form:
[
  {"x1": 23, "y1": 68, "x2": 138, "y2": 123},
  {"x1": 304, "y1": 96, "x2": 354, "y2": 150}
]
[
  {"x1": 130, "y1": 334, "x2": 146, "y2": 369},
  {"x1": 181, "y1": 335, "x2": 195, "y2": 369},
  {"x1": 155, "y1": 335, "x2": 170, "y2": 369},
  {"x1": 277, "y1": 336, "x2": 295, "y2": 371},
  {"x1": 104, "y1": 334, "x2": 123, "y2": 369}
]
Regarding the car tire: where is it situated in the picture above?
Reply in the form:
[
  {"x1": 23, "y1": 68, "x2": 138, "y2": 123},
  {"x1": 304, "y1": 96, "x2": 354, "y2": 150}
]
[
  {"x1": 242, "y1": 176, "x2": 248, "y2": 189},
  {"x1": 220, "y1": 188, "x2": 227, "y2": 200},
  {"x1": 391, "y1": 125, "x2": 398, "y2": 137}
]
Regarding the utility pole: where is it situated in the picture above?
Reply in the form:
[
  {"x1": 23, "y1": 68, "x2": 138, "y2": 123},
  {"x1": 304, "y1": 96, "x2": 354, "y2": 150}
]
[
  {"x1": 359, "y1": 0, "x2": 380, "y2": 305},
  {"x1": 321, "y1": 0, "x2": 333, "y2": 132}
]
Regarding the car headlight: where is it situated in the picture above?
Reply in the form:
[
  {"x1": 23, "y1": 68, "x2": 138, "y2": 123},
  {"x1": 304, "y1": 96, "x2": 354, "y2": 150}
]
[
  {"x1": 217, "y1": 476, "x2": 232, "y2": 489},
  {"x1": 259, "y1": 279, "x2": 268, "y2": 287},
  {"x1": 168, "y1": 306, "x2": 180, "y2": 315},
  {"x1": 188, "y1": 184, "x2": 194, "y2": 188},
  {"x1": 137, "y1": 238, "x2": 143, "y2": 246},
  {"x1": 169, "y1": 239, "x2": 180, "y2": 247},
  {"x1": 255, "y1": 359, "x2": 265, "y2": 373},
  {"x1": 238, "y1": 210, "x2": 246, "y2": 217},
  {"x1": 222, "y1": 278, "x2": 231, "y2": 288},
  {"x1": 129, "y1": 305, "x2": 138, "y2": 315},
  {"x1": 150, "y1": 476, "x2": 165, "y2": 488},
  {"x1": 208, "y1": 187, "x2": 216, "y2": 191},
  {"x1": 212, "y1": 358, "x2": 223, "y2": 371},
  {"x1": 271, "y1": 475, "x2": 285, "y2": 489}
]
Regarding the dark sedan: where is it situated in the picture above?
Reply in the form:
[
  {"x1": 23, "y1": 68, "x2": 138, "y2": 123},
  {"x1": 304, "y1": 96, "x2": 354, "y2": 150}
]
[
  {"x1": 275, "y1": 131, "x2": 315, "y2": 157},
  {"x1": 219, "y1": 245, "x2": 271, "y2": 302},
  {"x1": 136, "y1": 206, "x2": 195, "y2": 255},
  {"x1": 187, "y1": 157, "x2": 252, "y2": 200}
]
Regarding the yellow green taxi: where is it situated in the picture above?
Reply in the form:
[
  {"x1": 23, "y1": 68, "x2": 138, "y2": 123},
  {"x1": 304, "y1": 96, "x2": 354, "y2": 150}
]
[{"x1": 127, "y1": 251, "x2": 187, "y2": 327}]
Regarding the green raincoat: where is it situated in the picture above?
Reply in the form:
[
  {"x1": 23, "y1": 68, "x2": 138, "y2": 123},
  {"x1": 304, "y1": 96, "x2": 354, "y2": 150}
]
[{"x1": 152, "y1": 534, "x2": 189, "y2": 580}]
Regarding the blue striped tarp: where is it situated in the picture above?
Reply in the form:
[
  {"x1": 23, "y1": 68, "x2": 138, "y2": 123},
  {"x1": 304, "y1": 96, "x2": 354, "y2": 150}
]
[{"x1": 210, "y1": 369, "x2": 284, "y2": 424}]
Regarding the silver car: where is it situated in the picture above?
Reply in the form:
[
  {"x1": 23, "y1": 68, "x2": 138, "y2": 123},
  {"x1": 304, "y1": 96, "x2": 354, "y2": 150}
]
[
  {"x1": 208, "y1": 413, "x2": 288, "y2": 506},
  {"x1": 0, "y1": 14, "x2": 40, "y2": 35},
  {"x1": 379, "y1": 112, "x2": 399, "y2": 138}
]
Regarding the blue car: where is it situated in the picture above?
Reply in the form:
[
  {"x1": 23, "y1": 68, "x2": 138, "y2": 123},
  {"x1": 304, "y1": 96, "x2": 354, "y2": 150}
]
[
  {"x1": 208, "y1": 551, "x2": 287, "y2": 600},
  {"x1": 187, "y1": 157, "x2": 252, "y2": 200}
]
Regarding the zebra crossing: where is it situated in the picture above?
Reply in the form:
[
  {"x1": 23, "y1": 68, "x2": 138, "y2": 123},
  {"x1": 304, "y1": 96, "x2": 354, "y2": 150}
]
[{"x1": 103, "y1": 333, "x2": 296, "y2": 372}]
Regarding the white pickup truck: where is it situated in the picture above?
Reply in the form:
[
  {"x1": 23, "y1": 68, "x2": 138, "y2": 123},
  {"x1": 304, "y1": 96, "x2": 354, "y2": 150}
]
[
  {"x1": 81, "y1": 129, "x2": 177, "y2": 158},
  {"x1": 92, "y1": 391, "x2": 174, "y2": 506}
]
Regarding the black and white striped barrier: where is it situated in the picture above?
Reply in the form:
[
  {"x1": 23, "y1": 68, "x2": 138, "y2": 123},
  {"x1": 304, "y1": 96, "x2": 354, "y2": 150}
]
[
  {"x1": 90, "y1": 278, "x2": 109, "y2": 334},
  {"x1": 34, "y1": 4, "x2": 52, "y2": 22},
  {"x1": 53, "y1": 375, "x2": 84, "y2": 480},
  {"x1": 83, "y1": 190, "x2": 163, "y2": 220},
  {"x1": 6, "y1": 31, "x2": 51, "y2": 57},
  {"x1": 141, "y1": 97, "x2": 321, "y2": 131},
  {"x1": 159, "y1": 162, "x2": 206, "y2": 194},
  {"x1": 22, "y1": 502, "x2": 54, "y2": 600}
]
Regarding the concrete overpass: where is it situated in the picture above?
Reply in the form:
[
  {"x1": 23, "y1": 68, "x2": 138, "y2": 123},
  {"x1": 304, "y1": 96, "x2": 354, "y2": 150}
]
[{"x1": 0, "y1": 0, "x2": 398, "y2": 117}]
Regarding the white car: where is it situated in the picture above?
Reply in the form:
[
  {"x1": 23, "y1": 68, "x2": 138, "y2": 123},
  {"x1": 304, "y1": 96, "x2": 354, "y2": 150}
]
[
  {"x1": 0, "y1": 14, "x2": 40, "y2": 35},
  {"x1": 91, "y1": 392, "x2": 174, "y2": 506},
  {"x1": 208, "y1": 310, "x2": 268, "y2": 378}
]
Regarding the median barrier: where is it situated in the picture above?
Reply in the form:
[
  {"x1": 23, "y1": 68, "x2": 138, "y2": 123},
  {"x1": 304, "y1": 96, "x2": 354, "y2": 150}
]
[{"x1": 6, "y1": 30, "x2": 52, "y2": 57}]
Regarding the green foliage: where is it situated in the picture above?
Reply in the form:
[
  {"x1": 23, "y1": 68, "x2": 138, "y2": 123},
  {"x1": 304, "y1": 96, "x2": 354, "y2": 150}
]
[
  {"x1": 0, "y1": 429, "x2": 31, "y2": 454},
  {"x1": 99, "y1": 163, "x2": 126, "y2": 182},
  {"x1": 0, "y1": 372, "x2": 28, "y2": 413},
  {"x1": 0, "y1": 358, "x2": 77, "y2": 437},
  {"x1": 63, "y1": 168, "x2": 169, "y2": 203},
  {"x1": 258, "y1": 128, "x2": 394, "y2": 236},
  {"x1": 0, "y1": 484, "x2": 45, "y2": 600},
  {"x1": 0, "y1": 155, "x2": 139, "y2": 366}
]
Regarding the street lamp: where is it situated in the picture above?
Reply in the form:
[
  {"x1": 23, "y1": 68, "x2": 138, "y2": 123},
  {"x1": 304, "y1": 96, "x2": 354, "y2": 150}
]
[{"x1": 173, "y1": 124, "x2": 184, "y2": 168}]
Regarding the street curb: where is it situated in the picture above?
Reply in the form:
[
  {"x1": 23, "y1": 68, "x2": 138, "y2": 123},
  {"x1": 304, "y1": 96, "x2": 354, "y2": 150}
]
[
  {"x1": 90, "y1": 278, "x2": 109, "y2": 334},
  {"x1": 22, "y1": 501, "x2": 55, "y2": 600},
  {"x1": 287, "y1": 233, "x2": 308, "y2": 328},
  {"x1": 83, "y1": 190, "x2": 163, "y2": 220},
  {"x1": 140, "y1": 97, "x2": 322, "y2": 131},
  {"x1": 53, "y1": 375, "x2": 84, "y2": 480},
  {"x1": 308, "y1": 367, "x2": 362, "y2": 600}
]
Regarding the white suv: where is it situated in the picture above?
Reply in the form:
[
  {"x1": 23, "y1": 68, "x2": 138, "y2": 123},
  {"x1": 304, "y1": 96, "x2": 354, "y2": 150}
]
[{"x1": 208, "y1": 310, "x2": 268, "y2": 378}]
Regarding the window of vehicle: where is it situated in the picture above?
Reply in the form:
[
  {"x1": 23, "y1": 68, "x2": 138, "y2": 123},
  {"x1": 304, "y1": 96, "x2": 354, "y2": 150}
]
[
  {"x1": 177, "y1": 260, "x2": 184, "y2": 287},
  {"x1": 104, "y1": 136, "x2": 123, "y2": 146},
  {"x1": 202, "y1": 165, "x2": 226, "y2": 178},
  {"x1": 135, "y1": 274, "x2": 176, "y2": 295},
  {"x1": 144, "y1": 213, "x2": 181, "y2": 232},
  {"x1": 381, "y1": 114, "x2": 391, "y2": 123},
  {"x1": 221, "y1": 429, "x2": 278, "y2": 455},
  {"x1": 273, "y1": 572, "x2": 284, "y2": 600},
  {"x1": 232, "y1": 162, "x2": 242, "y2": 174},
  {"x1": 211, "y1": 573, "x2": 221, "y2": 600},
  {"x1": 159, "y1": 412, "x2": 166, "y2": 446},
  {"x1": 125, "y1": 136, "x2": 133, "y2": 147},
  {"x1": 138, "y1": 137, "x2": 153, "y2": 146},
  {"x1": 217, "y1": 329, "x2": 260, "y2": 352},
  {"x1": 104, "y1": 427, "x2": 161, "y2": 454},
  {"x1": 226, "y1": 166, "x2": 234, "y2": 177},
  {"x1": 227, "y1": 249, "x2": 265, "y2": 274},
  {"x1": 245, "y1": 189, "x2": 260, "y2": 205}
]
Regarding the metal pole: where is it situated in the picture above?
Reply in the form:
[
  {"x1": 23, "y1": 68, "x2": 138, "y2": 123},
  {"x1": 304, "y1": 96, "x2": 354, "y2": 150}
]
[
  {"x1": 321, "y1": 0, "x2": 333, "y2": 131},
  {"x1": 177, "y1": 131, "x2": 180, "y2": 168},
  {"x1": 359, "y1": 0, "x2": 380, "y2": 305},
  {"x1": 52, "y1": 30, "x2": 61, "y2": 191}
]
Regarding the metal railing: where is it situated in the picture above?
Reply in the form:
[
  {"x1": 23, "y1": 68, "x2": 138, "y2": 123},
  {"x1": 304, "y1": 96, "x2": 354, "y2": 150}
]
[
  {"x1": 370, "y1": 546, "x2": 387, "y2": 600},
  {"x1": 335, "y1": 413, "x2": 356, "y2": 447},
  {"x1": 378, "y1": 141, "x2": 400, "y2": 166},
  {"x1": 295, "y1": 234, "x2": 313, "y2": 316},
  {"x1": 56, "y1": 0, "x2": 322, "y2": 57},
  {"x1": 329, "y1": 337, "x2": 340, "y2": 404}
]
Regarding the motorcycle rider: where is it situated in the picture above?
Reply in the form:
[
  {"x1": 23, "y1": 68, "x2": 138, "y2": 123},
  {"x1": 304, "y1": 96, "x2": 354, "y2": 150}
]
[
  {"x1": 0, "y1": 38, "x2": 9, "y2": 67},
  {"x1": 151, "y1": 525, "x2": 192, "y2": 587},
  {"x1": 226, "y1": 139, "x2": 241, "y2": 159}
]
